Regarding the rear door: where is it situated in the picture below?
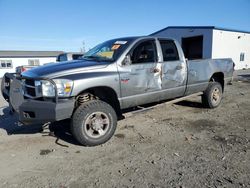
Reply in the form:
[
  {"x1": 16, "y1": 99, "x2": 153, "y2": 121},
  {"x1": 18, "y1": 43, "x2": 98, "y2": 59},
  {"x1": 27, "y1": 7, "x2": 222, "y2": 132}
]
[
  {"x1": 118, "y1": 39, "x2": 162, "y2": 108},
  {"x1": 159, "y1": 39, "x2": 187, "y2": 98}
]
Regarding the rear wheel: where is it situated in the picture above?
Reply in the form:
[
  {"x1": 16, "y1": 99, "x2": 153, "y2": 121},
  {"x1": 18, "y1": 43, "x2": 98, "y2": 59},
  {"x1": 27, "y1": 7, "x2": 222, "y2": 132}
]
[
  {"x1": 202, "y1": 82, "x2": 223, "y2": 108},
  {"x1": 71, "y1": 100, "x2": 117, "y2": 146}
]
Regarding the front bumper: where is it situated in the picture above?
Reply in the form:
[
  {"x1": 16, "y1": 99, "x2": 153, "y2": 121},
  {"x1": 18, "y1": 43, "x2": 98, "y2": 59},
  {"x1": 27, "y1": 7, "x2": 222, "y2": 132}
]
[
  {"x1": 19, "y1": 98, "x2": 75, "y2": 125},
  {"x1": 2, "y1": 73, "x2": 75, "y2": 125}
]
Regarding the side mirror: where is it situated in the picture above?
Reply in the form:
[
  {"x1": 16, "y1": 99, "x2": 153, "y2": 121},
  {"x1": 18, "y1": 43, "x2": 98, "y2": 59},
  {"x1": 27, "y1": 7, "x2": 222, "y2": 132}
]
[{"x1": 122, "y1": 55, "x2": 132, "y2": 66}]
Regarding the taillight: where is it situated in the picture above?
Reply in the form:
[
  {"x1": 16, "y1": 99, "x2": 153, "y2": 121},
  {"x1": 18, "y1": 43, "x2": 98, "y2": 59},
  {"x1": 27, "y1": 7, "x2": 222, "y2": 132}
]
[{"x1": 21, "y1": 67, "x2": 27, "y2": 72}]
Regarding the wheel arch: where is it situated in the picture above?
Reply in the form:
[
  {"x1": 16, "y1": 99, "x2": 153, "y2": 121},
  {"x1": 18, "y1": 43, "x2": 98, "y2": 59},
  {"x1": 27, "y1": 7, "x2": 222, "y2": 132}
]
[
  {"x1": 209, "y1": 72, "x2": 224, "y2": 92},
  {"x1": 76, "y1": 86, "x2": 122, "y2": 118}
]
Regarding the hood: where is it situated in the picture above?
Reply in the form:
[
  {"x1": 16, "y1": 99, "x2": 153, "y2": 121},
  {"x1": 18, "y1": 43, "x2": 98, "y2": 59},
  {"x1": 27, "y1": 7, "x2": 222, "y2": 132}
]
[{"x1": 21, "y1": 59, "x2": 110, "y2": 78}]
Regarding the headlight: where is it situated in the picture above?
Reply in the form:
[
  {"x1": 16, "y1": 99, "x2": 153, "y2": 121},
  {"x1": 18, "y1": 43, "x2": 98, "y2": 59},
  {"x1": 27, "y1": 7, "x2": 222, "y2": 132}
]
[{"x1": 42, "y1": 79, "x2": 73, "y2": 97}]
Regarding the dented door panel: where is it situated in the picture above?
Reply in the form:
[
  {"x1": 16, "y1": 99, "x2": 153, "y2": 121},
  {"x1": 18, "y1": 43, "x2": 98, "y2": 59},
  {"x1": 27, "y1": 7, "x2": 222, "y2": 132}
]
[
  {"x1": 118, "y1": 59, "x2": 164, "y2": 109},
  {"x1": 161, "y1": 60, "x2": 187, "y2": 97},
  {"x1": 158, "y1": 39, "x2": 187, "y2": 98},
  {"x1": 161, "y1": 60, "x2": 187, "y2": 88},
  {"x1": 119, "y1": 62, "x2": 161, "y2": 97}
]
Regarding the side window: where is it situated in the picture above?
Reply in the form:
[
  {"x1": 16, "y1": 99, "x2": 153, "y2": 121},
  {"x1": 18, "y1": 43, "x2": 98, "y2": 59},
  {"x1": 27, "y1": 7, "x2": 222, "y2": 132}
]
[
  {"x1": 28, "y1": 59, "x2": 40, "y2": 66},
  {"x1": 131, "y1": 40, "x2": 156, "y2": 64},
  {"x1": 240, "y1": 53, "x2": 245, "y2": 62},
  {"x1": 0, "y1": 60, "x2": 13, "y2": 68},
  {"x1": 160, "y1": 40, "x2": 179, "y2": 61},
  {"x1": 57, "y1": 54, "x2": 67, "y2": 62},
  {"x1": 72, "y1": 54, "x2": 83, "y2": 60}
]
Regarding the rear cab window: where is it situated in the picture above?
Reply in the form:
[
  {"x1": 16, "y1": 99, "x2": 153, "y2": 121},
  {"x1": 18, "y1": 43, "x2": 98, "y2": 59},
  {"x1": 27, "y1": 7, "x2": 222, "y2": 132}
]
[
  {"x1": 57, "y1": 54, "x2": 68, "y2": 62},
  {"x1": 72, "y1": 54, "x2": 83, "y2": 60},
  {"x1": 159, "y1": 40, "x2": 179, "y2": 62}
]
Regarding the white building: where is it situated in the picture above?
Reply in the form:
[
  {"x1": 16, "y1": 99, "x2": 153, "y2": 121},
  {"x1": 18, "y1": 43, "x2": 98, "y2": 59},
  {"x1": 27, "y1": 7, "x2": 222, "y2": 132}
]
[
  {"x1": 0, "y1": 50, "x2": 63, "y2": 77},
  {"x1": 151, "y1": 26, "x2": 250, "y2": 70}
]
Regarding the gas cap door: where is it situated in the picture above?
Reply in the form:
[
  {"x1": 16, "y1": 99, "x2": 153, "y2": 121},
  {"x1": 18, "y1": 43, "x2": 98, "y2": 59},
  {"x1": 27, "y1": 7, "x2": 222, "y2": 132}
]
[{"x1": 9, "y1": 78, "x2": 24, "y2": 112}]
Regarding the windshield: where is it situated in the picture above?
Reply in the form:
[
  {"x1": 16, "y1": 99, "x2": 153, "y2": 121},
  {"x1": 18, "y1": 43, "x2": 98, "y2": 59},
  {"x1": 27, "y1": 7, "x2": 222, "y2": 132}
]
[{"x1": 82, "y1": 38, "x2": 135, "y2": 62}]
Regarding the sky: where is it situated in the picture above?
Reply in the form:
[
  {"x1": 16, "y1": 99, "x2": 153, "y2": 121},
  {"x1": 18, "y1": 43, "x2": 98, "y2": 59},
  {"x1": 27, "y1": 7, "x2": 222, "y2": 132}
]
[{"x1": 0, "y1": 0, "x2": 249, "y2": 52}]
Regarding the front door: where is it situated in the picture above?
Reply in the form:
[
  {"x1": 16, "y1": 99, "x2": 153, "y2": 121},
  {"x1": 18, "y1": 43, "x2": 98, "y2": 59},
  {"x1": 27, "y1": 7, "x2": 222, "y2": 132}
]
[
  {"x1": 159, "y1": 39, "x2": 187, "y2": 98},
  {"x1": 118, "y1": 39, "x2": 162, "y2": 108}
]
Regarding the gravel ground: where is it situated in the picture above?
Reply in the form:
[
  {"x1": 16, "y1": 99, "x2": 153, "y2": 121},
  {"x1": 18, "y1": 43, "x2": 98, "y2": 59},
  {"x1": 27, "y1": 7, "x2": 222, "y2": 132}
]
[{"x1": 0, "y1": 70, "x2": 249, "y2": 188}]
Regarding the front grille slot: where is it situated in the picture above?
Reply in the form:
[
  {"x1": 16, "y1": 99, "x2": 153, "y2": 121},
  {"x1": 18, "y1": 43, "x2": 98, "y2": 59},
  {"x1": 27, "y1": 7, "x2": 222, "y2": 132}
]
[
  {"x1": 26, "y1": 87, "x2": 36, "y2": 97},
  {"x1": 23, "y1": 79, "x2": 42, "y2": 99},
  {"x1": 25, "y1": 79, "x2": 35, "y2": 87}
]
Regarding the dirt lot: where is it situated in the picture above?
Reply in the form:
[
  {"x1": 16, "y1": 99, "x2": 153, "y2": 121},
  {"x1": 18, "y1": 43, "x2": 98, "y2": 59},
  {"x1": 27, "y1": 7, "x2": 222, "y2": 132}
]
[{"x1": 0, "y1": 70, "x2": 250, "y2": 188}]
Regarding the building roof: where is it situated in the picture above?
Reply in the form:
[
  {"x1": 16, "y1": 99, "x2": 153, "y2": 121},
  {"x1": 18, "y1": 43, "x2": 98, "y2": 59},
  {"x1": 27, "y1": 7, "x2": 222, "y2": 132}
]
[
  {"x1": 150, "y1": 26, "x2": 250, "y2": 36},
  {"x1": 0, "y1": 50, "x2": 64, "y2": 58}
]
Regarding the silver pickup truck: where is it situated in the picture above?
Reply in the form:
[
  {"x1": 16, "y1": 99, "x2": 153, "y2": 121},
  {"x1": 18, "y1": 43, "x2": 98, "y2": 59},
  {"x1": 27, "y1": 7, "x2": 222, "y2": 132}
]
[{"x1": 1, "y1": 36, "x2": 234, "y2": 146}]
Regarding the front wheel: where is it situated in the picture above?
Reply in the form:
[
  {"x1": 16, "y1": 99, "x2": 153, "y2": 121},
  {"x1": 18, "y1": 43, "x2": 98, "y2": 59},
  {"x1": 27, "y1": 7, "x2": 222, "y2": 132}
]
[
  {"x1": 202, "y1": 82, "x2": 223, "y2": 108},
  {"x1": 71, "y1": 100, "x2": 117, "y2": 146}
]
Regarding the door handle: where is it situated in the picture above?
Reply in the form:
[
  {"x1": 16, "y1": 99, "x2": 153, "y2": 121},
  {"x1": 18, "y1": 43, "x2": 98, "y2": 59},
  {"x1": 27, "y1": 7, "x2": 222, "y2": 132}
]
[
  {"x1": 150, "y1": 68, "x2": 160, "y2": 73},
  {"x1": 154, "y1": 68, "x2": 160, "y2": 73}
]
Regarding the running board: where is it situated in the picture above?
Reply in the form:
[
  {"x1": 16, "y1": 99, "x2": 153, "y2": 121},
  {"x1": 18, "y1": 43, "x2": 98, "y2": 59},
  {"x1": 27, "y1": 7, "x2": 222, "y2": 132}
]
[{"x1": 124, "y1": 92, "x2": 203, "y2": 118}]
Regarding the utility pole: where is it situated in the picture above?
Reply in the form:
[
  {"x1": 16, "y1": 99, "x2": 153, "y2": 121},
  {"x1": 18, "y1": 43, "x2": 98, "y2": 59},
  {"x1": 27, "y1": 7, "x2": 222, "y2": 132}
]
[{"x1": 80, "y1": 41, "x2": 86, "y2": 53}]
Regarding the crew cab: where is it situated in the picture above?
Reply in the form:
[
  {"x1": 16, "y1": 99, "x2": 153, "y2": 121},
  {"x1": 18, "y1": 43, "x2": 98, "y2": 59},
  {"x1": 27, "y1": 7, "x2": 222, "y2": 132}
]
[{"x1": 1, "y1": 36, "x2": 234, "y2": 146}]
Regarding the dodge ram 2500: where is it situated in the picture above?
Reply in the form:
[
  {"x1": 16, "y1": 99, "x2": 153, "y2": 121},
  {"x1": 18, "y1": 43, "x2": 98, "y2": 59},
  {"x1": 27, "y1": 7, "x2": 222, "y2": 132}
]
[{"x1": 1, "y1": 36, "x2": 234, "y2": 146}]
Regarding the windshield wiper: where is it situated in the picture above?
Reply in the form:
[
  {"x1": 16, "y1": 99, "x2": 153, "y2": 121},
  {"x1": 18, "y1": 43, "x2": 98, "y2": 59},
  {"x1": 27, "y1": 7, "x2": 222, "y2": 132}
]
[{"x1": 83, "y1": 55, "x2": 99, "y2": 59}]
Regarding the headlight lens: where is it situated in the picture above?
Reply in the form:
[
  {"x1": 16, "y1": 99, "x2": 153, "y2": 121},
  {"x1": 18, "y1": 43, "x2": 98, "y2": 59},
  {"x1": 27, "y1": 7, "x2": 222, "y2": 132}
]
[{"x1": 42, "y1": 79, "x2": 73, "y2": 97}]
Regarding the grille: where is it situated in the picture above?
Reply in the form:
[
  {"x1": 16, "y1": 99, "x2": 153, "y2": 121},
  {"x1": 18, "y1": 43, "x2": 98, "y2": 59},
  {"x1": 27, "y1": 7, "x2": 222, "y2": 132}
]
[
  {"x1": 25, "y1": 79, "x2": 35, "y2": 87},
  {"x1": 26, "y1": 86, "x2": 36, "y2": 97},
  {"x1": 23, "y1": 79, "x2": 42, "y2": 99}
]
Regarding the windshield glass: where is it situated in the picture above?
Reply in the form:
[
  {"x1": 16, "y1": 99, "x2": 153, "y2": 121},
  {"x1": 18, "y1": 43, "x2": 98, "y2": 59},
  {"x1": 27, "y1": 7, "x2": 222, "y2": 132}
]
[{"x1": 83, "y1": 38, "x2": 135, "y2": 62}]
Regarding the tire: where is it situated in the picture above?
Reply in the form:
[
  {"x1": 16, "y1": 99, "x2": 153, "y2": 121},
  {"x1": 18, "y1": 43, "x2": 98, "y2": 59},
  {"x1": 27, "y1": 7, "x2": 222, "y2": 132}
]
[
  {"x1": 202, "y1": 82, "x2": 223, "y2": 108},
  {"x1": 71, "y1": 100, "x2": 117, "y2": 146}
]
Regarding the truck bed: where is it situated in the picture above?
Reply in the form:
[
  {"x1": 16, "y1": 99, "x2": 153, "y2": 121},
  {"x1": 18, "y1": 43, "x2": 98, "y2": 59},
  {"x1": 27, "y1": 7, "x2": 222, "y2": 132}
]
[{"x1": 185, "y1": 58, "x2": 234, "y2": 95}]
